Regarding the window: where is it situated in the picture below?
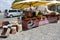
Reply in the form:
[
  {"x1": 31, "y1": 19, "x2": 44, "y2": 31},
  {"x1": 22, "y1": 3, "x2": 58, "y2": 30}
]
[
  {"x1": 9, "y1": 10, "x2": 17, "y2": 12},
  {"x1": 57, "y1": 5, "x2": 60, "y2": 13},
  {"x1": 18, "y1": 10, "x2": 21, "y2": 12}
]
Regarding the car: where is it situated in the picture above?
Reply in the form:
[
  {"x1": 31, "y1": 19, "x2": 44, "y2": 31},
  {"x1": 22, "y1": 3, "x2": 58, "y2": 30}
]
[{"x1": 4, "y1": 9, "x2": 23, "y2": 18}]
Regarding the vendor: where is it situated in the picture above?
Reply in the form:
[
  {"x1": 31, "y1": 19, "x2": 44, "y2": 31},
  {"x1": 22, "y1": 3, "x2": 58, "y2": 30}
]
[{"x1": 32, "y1": 11, "x2": 36, "y2": 17}]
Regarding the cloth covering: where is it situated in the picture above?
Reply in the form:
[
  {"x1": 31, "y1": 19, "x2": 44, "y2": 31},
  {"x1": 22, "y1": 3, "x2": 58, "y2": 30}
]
[
  {"x1": 47, "y1": 17, "x2": 58, "y2": 23},
  {"x1": 39, "y1": 18, "x2": 49, "y2": 25}
]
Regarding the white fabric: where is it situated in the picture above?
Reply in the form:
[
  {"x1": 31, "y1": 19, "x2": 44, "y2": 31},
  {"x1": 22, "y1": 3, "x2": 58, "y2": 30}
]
[
  {"x1": 11, "y1": 27, "x2": 16, "y2": 29},
  {"x1": 37, "y1": 5, "x2": 54, "y2": 14},
  {"x1": 3, "y1": 25, "x2": 8, "y2": 28}
]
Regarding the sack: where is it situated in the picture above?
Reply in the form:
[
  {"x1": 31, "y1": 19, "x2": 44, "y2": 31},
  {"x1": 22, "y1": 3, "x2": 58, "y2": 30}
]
[
  {"x1": 11, "y1": 27, "x2": 16, "y2": 34},
  {"x1": 11, "y1": 21, "x2": 22, "y2": 32},
  {"x1": 22, "y1": 20, "x2": 28, "y2": 30},
  {"x1": 28, "y1": 20, "x2": 34, "y2": 28},
  {"x1": 48, "y1": 17, "x2": 58, "y2": 23},
  {"x1": 28, "y1": 20, "x2": 39, "y2": 28},
  {"x1": 0, "y1": 28, "x2": 10, "y2": 38}
]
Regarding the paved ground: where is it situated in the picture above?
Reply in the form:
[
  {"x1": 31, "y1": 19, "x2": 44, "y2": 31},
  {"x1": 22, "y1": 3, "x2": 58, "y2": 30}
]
[
  {"x1": 0, "y1": 21, "x2": 60, "y2": 40},
  {"x1": 0, "y1": 13, "x2": 18, "y2": 22},
  {"x1": 0, "y1": 13, "x2": 60, "y2": 40}
]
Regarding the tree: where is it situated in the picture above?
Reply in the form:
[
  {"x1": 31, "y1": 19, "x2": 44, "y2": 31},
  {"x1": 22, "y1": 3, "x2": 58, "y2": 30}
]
[
  {"x1": 13, "y1": 0, "x2": 24, "y2": 3},
  {"x1": 0, "y1": 10, "x2": 1, "y2": 13}
]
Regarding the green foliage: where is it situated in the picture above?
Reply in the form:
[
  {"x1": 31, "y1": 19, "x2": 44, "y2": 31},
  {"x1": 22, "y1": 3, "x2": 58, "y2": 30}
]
[
  {"x1": 0, "y1": 10, "x2": 1, "y2": 13},
  {"x1": 38, "y1": 11, "x2": 43, "y2": 15},
  {"x1": 13, "y1": 0, "x2": 24, "y2": 3}
]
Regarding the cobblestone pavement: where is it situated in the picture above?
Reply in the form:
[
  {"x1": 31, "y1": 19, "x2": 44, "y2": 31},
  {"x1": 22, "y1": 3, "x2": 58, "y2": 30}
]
[{"x1": 0, "y1": 21, "x2": 60, "y2": 40}]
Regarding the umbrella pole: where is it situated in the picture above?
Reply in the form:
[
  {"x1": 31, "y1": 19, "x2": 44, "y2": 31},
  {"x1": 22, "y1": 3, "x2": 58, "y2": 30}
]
[{"x1": 30, "y1": 4, "x2": 32, "y2": 11}]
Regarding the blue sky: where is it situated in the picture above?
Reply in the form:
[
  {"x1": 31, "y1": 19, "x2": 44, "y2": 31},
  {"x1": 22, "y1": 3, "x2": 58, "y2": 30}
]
[{"x1": 0, "y1": 0, "x2": 15, "y2": 11}]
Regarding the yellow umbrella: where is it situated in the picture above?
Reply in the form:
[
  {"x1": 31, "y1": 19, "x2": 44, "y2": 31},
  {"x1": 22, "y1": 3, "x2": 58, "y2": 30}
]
[
  {"x1": 12, "y1": 1, "x2": 49, "y2": 9},
  {"x1": 46, "y1": 1, "x2": 60, "y2": 6}
]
